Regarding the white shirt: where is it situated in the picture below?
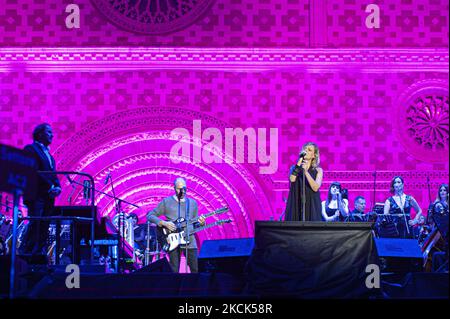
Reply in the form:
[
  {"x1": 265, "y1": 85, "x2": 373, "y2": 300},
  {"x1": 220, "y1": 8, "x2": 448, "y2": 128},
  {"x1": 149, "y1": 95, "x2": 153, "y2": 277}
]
[{"x1": 35, "y1": 141, "x2": 53, "y2": 169}]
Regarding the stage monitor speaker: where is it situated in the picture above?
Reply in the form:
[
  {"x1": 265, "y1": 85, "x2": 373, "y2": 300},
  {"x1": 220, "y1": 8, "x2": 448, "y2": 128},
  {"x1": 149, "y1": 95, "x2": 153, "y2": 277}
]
[
  {"x1": 246, "y1": 221, "x2": 379, "y2": 298},
  {"x1": 198, "y1": 238, "x2": 254, "y2": 275},
  {"x1": 374, "y1": 238, "x2": 423, "y2": 273},
  {"x1": 133, "y1": 258, "x2": 173, "y2": 273}
]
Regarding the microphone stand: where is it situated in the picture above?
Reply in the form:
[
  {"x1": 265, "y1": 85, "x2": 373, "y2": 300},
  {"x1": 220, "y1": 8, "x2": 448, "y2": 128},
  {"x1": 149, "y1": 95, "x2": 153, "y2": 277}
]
[
  {"x1": 106, "y1": 173, "x2": 125, "y2": 274},
  {"x1": 145, "y1": 221, "x2": 151, "y2": 266},
  {"x1": 176, "y1": 191, "x2": 182, "y2": 272},
  {"x1": 343, "y1": 193, "x2": 351, "y2": 222},
  {"x1": 426, "y1": 176, "x2": 432, "y2": 204},
  {"x1": 297, "y1": 154, "x2": 306, "y2": 222},
  {"x1": 426, "y1": 176, "x2": 433, "y2": 224},
  {"x1": 398, "y1": 191, "x2": 411, "y2": 238},
  {"x1": 371, "y1": 171, "x2": 377, "y2": 212},
  {"x1": 9, "y1": 188, "x2": 22, "y2": 299},
  {"x1": 184, "y1": 192, "x2": 189, "y2": 274},
  {"x1": 302, "y1": 169, "x2": 306, "y2": 221}
]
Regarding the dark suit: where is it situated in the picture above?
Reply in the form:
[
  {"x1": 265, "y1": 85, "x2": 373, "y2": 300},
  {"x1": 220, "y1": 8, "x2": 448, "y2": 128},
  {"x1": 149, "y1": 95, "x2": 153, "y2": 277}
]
[{"x1": 21, "y1": 142, "x2": 60, "y2": 255}]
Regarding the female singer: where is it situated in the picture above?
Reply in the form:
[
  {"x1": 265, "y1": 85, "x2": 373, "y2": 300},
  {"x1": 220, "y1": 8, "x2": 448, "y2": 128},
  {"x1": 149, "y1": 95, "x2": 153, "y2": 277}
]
[
  {"x1": 284, "y1": 142, "x2": 323, "y2": 221},
  {"x1": 321, "y1": 182, "x2": 349, "y2": 221},
  {"x1": 383, "y1": 176, "x2": 422, "y2": 238}
]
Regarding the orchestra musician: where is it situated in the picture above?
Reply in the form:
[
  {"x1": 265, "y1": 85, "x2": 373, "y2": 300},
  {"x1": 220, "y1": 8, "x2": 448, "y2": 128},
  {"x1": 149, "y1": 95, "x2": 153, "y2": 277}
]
[
  {"x1": 422, "y1": 183, "x2": 449, "y2": 271},
  {"x1": 432, "y1": 183, "x2": 449, "y2": 217},
  {"x1": 321, "y1": 182, "x2": 349, "y2": 221},
  {"x1": 383, "y1": 176, "x2": 422, "y2": 238},
  {"x1": 347, "y1": 196, "x2": 367, "y2": 222}
]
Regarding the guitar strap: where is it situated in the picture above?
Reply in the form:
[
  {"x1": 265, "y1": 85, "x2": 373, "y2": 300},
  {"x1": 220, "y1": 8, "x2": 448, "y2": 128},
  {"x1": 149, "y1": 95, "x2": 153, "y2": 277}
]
[{"x1": 186, "y1": 197, "x2": 190, "y2": 225}]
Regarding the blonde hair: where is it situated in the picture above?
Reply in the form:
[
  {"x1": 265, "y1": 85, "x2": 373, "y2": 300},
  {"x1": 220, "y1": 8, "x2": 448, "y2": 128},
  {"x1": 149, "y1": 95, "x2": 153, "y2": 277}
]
[{"x1": 302, "y1": 142, "x2": 320, "y2": 168}]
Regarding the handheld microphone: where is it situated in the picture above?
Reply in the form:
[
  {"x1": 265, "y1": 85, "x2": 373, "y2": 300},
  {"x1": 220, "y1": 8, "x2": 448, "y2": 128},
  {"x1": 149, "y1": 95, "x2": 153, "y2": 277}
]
[
  {"x1": 297, "y1": 151, "x2": 307, "y2": 164},
  {"x1": 104, "y1": 172, "x2": 111, "y2": 185}
]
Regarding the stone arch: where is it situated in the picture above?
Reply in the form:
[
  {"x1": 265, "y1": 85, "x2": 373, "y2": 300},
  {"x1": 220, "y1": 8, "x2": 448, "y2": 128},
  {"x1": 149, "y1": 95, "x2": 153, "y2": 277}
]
[{"x1": 54, "y1": 106, "x2": 275, "y2": 242}]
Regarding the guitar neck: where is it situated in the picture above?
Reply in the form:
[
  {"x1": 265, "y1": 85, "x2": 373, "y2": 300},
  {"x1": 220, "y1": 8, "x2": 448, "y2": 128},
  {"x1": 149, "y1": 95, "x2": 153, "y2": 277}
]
[
  {"x1": 201, "y1": 211, "x2": 218, "y2": 219},
  {"x1": 185, "y1": 208, "x2": 228, "y2": 226},
  {"x1": 202, "y1": 208, "x2": 227, "y2": 219},
  {"x1": 190, "y1": 221, "x2": 223, "y2": 234}
]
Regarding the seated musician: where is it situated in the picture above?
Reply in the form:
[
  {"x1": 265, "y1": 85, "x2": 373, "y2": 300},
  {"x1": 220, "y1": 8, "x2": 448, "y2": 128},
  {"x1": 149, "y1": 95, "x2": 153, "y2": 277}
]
[
  {"x1": 147, "y1": 178, "x2": 205, "y2": 273},
  {"x1": 321, "y1": 182, "x2": 349, "y2": 221},
  {"x1": 423, "y1": 183, "x2": 449, "y2": 242},
  {"x1": 432, "y1": 183, "x2": 449, "y2": 217},
  {"x1": 347, "y1": 196, "x2": 367, "y2": 222},
  {"x1": 383, "y1": 176, "x2": 422, "y2": 238}
]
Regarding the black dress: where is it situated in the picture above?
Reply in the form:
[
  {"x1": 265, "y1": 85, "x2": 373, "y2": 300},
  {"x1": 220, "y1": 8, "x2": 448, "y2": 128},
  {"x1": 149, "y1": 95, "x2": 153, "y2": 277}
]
[
  {"x1": 324, "y1": 204, "x2": 346, "y2": 222},
  {"x1": 284, "y1": 166, "x2": 322, "y2": 221},
  {"x1": 387, "y1": 196, "x2": 413, "y2": 238}
]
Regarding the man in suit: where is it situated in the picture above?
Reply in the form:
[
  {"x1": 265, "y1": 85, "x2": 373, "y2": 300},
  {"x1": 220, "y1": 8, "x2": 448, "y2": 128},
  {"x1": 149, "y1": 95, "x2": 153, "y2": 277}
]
[{"x1": 21, "y1": 123, "x2": 61, "y2": 256}]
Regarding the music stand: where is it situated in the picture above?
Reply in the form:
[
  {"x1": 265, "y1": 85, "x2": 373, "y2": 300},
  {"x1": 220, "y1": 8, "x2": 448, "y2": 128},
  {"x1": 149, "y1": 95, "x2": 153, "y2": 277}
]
[
  {"x1": 52, "y1": 206, "x2": 97, "y2": 264},
  {"x1": 376, "y1": 215, "x2": 400, "y2": 238},
  {"x1": 431, "y1": 210, "x2": 449, "y2": 240}
]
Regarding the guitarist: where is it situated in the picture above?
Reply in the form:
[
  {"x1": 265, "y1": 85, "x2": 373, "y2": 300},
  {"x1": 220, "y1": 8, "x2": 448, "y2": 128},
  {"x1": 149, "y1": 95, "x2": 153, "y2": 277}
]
[{"x1": 147, "y1": 178, "x2": 205, "y2": 273}]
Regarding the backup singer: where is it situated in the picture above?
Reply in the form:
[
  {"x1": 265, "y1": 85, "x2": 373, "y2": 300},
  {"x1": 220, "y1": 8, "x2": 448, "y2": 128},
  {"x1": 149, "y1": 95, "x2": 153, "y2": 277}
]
[
  {"x1": 147, "y1": 178, "x2": 205, "y2": 273},
  {"x1": 383, "y1": 176, "x2": 422, "y2": 238},
  {"x1": 21, "y1": 123, "x2": 61, "y2": 255},
  {"x1": 284, "y1": 142, "x2": 323, "y2": 221},
  {"x1": 321, "y1": 182, "x2": 349, "y2": 221}
]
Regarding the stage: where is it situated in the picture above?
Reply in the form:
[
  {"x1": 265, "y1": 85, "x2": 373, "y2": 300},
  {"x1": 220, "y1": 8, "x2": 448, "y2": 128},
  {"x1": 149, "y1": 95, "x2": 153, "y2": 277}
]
[{"x1": 1, "y1": 222, "x2": 448, "y2": 299}]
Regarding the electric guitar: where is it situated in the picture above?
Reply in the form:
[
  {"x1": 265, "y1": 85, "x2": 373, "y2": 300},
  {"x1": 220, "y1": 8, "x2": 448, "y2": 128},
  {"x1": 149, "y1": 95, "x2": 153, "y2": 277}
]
[{"x1": 162, "y1": 218, "x2": 232, "y2": 252}]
